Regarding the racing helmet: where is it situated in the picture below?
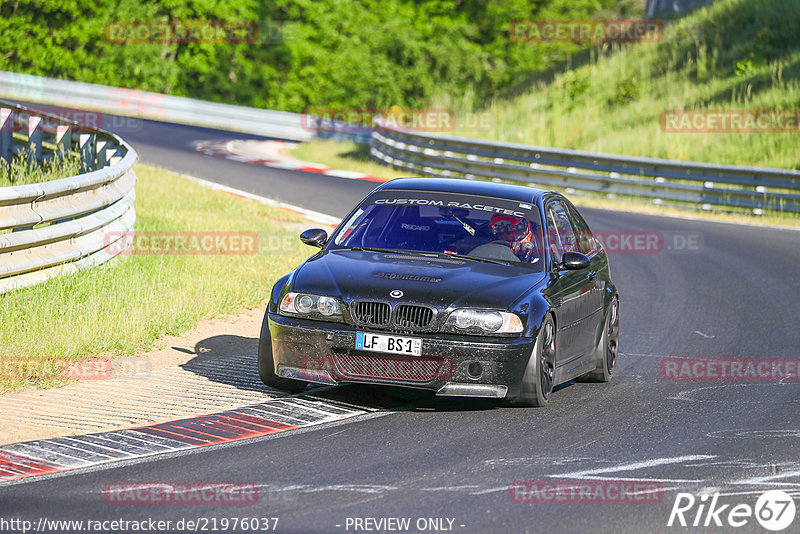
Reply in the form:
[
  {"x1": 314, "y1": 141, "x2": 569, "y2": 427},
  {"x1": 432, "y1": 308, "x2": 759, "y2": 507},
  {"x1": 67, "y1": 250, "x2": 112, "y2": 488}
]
[{"x1": 489, "y1": 214, "x2": 531, "y2": 245}]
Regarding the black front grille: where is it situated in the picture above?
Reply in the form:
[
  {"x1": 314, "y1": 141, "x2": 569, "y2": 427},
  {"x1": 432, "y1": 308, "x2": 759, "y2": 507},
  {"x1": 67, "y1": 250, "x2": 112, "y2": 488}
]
[
  {"x1": 396, "y1": 305, "x2": 434, "y2": 329},
  {"x1": 352, "y1": 301, "x2": 391, "y2": 326}
]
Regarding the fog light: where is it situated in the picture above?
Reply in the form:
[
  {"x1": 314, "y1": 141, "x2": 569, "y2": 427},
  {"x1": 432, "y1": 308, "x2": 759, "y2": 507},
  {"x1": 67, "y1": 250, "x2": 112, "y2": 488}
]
[{"x1": 467, "y1": 361, "x2": 483, "y2": 380}]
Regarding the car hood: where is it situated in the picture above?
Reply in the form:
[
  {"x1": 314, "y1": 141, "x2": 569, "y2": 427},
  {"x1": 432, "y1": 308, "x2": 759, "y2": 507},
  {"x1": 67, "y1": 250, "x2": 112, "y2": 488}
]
[{"x1": 292, "y1": 249, "x2": 546, "y2": 310}]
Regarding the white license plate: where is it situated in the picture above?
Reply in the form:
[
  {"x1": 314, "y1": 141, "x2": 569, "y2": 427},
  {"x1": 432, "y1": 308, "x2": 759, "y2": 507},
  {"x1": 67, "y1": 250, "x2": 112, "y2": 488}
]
[{"x1": 355, "y1": 332, "x2": 422, "y2": 356}]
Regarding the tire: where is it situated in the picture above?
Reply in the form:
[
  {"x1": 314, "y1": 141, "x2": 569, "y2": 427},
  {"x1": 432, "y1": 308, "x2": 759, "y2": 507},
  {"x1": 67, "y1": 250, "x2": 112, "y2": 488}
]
[
  {"x1": 257, "y1": 310, "x2": 307, "y2": 393},
  {"x1": 576, "y1": 297, "x2": 619, "y2": 383},
  {"x1": 508, "y1": 315, "x2": 556, "y2": 407}
]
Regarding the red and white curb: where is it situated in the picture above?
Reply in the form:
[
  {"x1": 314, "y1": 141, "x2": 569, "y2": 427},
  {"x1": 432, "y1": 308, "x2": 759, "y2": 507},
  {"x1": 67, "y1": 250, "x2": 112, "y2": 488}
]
[
  {"x1": 0, "y1": 397, "x2": 367, "y2": 483},
  {"x1": 0, "y1": 143, "x2": 383, "y2": 484},
  {"x1": 195, "y1": 140, "x2": 389, "y2": 183}
]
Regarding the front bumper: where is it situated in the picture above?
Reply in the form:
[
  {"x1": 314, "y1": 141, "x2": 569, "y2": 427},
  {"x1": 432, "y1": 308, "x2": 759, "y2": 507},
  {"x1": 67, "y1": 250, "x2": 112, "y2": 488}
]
[{"x1": 269, "y1": 314, "x2": 534, "y2": 398}]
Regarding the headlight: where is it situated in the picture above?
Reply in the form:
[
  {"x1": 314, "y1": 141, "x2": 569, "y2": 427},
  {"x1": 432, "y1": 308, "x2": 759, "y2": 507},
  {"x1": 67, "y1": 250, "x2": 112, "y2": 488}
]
[
  {"x1": 280, "y1": 292, "x2": 343, "y2": 321},
  {"x1": 445, "y1": 309, "x2": 523, "y2": 334},
  {"x1": 317, "y1": 296, "x2": 339, "y2": 316}
]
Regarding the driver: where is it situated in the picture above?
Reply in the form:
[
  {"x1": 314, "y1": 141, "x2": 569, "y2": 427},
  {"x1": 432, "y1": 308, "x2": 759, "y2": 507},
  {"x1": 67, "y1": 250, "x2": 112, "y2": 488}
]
[{"x1": 469, "y1": 214, "x2": 538, "y2": 262}]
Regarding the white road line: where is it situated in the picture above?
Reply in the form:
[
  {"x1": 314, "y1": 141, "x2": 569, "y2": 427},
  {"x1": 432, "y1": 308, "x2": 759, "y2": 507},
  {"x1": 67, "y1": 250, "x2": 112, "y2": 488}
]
[
  {"x1": 730, "y1": 469, "x2": 800, "y2": 487},
  {"x1": 323, "y1": 169, "x2": 369, "y2": 179},
  {"x1": 470, "y1": 486, "x2": 509, "y2": 496},
  {"x1": 710, "y1": 489, "x2": 800, "y2": 498},
  {"x1": 550, "y1": 454, "x2": 716, "y2": 480},
  {"x1": 693, "y1": 330, "x2": 716, "y2": 339},
  {"x1": 668, "y1": 383, "x2": 749, "y2": 402},
  {"x1": 175, "y1": 172, "x2": 341, "y2": 226},
  {"x1": 421, "y1": 485, "x2": 481, "y2": 492}
]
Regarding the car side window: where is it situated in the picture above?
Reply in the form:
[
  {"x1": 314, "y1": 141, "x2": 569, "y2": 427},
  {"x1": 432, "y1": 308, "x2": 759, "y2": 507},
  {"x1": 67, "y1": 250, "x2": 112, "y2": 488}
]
[
  {"x1": 545, "y1": 200, "x2": 578, "y2": 263},
  {"x1": 563, "y1": 201, "x2": 598, "y2": 255}
]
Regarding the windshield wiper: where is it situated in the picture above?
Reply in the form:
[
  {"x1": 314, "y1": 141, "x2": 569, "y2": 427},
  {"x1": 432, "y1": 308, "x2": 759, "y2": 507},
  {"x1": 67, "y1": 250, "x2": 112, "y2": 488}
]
[
  {"x1": 346, "y1": 246, "x2": 439, "y2": 257},
  {"x1": 432, "y1": 252, "x2": 512, "y2": 266},
  {"x1": 345, "y1": 246, "x2": 512, "y2": 266}
]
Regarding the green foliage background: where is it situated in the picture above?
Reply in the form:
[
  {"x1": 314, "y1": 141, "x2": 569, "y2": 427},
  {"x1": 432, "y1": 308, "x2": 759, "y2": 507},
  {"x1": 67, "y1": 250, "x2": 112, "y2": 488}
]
[{"x1": 0, "y1": 0, "x2": 641, "y2": 112}]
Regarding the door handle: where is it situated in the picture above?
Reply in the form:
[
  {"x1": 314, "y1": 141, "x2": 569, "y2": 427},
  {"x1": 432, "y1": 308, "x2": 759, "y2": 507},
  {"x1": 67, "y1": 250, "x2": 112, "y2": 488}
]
[{"x1": 587, "y1": 270, "x2": 597, "y2": 279}]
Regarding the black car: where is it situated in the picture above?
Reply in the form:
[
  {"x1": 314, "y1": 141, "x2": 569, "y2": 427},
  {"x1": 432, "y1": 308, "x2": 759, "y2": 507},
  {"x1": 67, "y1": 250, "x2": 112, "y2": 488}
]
[{"x1": 258, "y1": 178, "x2": 619, "y2": 406}]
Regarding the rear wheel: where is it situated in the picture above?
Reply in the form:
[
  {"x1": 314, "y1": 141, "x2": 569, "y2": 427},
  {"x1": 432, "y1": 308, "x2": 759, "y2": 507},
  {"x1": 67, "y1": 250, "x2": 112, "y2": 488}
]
[
  {"x1": 258, "y1": 311, "x2": 306, "y2": 393},
  {"x1": 509, "y1": 316, "x2": 556, "y2": 407},
  {"x1": 576, "y1": 297, "x2": 619, "y2": 383}
]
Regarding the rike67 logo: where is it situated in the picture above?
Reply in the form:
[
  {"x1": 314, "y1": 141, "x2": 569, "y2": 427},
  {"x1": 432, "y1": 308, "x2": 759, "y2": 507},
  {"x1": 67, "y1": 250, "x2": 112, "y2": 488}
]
[{"x1": 668, "y1": 490, "x2": 796, "y2": 531}]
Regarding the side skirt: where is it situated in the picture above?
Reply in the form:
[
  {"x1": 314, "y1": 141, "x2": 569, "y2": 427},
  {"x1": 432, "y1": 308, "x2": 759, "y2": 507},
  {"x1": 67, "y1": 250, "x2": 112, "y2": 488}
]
[{"x1": 554, "y1": 352, "x2": 595, "y2": 384}]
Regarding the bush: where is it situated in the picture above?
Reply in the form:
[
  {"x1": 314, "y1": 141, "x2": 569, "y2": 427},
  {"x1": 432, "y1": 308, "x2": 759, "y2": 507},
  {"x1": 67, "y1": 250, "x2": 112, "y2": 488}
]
[{"x1": 0, "y1": 0, "x2": 641, "y2": 113}]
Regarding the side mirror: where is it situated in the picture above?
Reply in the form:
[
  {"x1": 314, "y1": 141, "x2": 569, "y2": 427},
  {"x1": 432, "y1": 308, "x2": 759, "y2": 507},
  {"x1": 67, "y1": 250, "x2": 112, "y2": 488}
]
[
  {"x1": 559, "y1": 251, "x2": 591, "y2": 270},
  {"x1": 300, "y1": 228, "x2": 328, "y2": 248}
]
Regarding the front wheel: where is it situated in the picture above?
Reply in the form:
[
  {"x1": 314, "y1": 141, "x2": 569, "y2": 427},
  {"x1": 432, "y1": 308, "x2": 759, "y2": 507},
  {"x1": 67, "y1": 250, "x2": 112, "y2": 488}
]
[
  {"x1": 257, "y1": 311, "x2": 306, "y2": 393},
  {"x1": 508, "y1": 315, "x2": 556, "y2": 407}
]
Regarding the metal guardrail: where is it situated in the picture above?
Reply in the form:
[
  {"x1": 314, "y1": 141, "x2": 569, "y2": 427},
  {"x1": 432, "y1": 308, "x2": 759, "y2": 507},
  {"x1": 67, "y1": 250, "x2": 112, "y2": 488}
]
[
  {"x1": 646, "y1": 0, "x2": 717, "y2": 18},
  {"x1": 369, "y1": 120, "x2": 800, "y2": 214},
  {"x1": 0, "y1": 100, "x2": 136, "y2": 294},
  {"x1": 0, "y1": 70, "x2": 314, "y2": 142},
  {"x1": 5, "y1": 71, "x2": 797, "y2": 215}
]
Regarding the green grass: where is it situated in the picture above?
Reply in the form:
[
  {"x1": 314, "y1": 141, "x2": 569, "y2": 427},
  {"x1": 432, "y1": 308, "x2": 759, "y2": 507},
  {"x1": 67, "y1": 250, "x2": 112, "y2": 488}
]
[
  {"x1": 446, "y1": 0, "x2": 800, "y2": 170},
  {"x1": 294, "y1": 0, "x2": 799, "y2": 225},
  {"x1": 291, "y1": 140, "x2": 407, "y2": 180},
  {"x1": 0, "y1": 150, "x2": 83, "y2": 186},
  {"x1": 0, "y1": 164, "x2": 315, "y2": 392}
]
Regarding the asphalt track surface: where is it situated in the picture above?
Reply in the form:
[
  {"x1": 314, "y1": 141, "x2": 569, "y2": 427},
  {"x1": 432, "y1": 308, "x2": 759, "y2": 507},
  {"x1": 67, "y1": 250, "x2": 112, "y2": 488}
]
[{"x1": 1, "y1": 107, "x2": 799, "y2": 533}]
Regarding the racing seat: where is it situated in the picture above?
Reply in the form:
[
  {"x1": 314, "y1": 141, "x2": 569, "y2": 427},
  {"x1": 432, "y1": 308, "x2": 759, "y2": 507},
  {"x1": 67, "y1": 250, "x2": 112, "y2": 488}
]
[{"x1": 393, "y1": 214, "x2": 439, "y2": 252}]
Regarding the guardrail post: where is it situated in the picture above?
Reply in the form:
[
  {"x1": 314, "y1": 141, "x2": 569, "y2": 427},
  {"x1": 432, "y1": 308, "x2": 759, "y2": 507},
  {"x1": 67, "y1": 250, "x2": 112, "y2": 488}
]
[
  {"x1": 0, "y1": 99, "x2": 139, "y2": 294},
  {"x1": 79, "y1": 132, "x2": 96, "y2": 171},
  {"x1": 55, "y1": 124, "x2": 72, "y2": 158},
  {"x1": 0, "y1": 108, "x2": 13, "y2": 163},
  {"x1": 96, "y1": 138, "x2": 108, "y2": 169},
  {"x1": 107, "y1": 142, "x2": 125, "y2": 166},
  {"x1": 27, "y1": 114, "x2": 43, "y2": 163}
]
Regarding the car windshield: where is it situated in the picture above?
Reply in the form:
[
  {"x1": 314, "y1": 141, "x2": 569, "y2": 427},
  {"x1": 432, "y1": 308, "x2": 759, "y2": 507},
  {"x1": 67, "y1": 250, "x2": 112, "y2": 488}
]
[{"x1": 330, "y1": 190, "x2": 545, "y2": 269}]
